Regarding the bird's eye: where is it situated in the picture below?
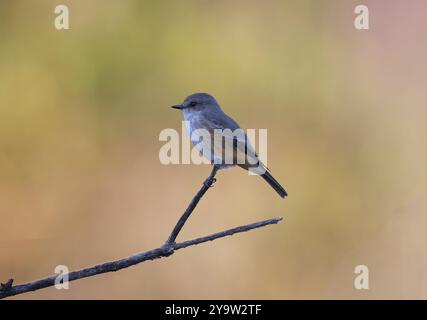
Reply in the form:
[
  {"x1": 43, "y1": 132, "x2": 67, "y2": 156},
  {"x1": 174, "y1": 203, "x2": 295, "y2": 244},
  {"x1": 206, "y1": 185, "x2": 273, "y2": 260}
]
[{"x1": 190, "y1": 101, "x2": 197, "y2": 107}]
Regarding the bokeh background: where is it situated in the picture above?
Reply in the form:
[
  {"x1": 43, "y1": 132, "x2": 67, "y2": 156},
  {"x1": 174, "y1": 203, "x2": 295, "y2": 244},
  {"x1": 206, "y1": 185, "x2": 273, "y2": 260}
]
[{"x1": 1, "y1": 0, "x2": 427, "y2": 299}]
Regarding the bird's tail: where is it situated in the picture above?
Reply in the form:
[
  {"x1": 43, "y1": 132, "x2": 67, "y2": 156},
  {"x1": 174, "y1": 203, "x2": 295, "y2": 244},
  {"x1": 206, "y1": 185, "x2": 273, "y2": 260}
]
[{"x1": 261, "y1": 171, "x2": 287, "y2": 198}]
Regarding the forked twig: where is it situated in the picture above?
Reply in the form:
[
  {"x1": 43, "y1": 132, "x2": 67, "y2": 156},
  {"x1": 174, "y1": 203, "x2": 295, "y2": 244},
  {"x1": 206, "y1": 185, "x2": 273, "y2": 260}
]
[{"x1": 0, "y1": 166, "x2": 283, "y2": 299}]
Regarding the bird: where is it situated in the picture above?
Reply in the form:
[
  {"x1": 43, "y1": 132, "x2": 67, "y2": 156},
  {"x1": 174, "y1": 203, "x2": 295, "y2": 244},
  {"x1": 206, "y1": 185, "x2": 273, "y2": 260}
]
[{"x1": 171, "y1": 93, "x2": 287, "y2": 198}]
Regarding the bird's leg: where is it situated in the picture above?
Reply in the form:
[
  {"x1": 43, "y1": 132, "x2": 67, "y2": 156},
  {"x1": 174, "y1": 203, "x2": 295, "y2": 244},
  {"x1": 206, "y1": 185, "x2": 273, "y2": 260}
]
[
  {"x1": 204, "y1": 165, "x2": 220, "y2": 188},
  {"x1": 203, "y1": 176, "x2": 216, "y2": 187},
  {"x1": 205, "y1": 177, "x2": 216, "y2": 187}
]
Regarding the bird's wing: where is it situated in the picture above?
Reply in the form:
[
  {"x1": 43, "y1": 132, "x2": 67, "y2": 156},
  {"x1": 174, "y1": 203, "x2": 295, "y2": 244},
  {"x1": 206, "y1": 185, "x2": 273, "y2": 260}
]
[{"x1": 205, "y1": 112, "x2": 262, "y2": 167}]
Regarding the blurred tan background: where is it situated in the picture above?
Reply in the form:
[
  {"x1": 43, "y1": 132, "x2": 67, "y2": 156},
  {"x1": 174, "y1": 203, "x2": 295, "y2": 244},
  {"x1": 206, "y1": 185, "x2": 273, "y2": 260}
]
[{"x1": 1, "y1": 0, "x2": 427, "y2": 299}]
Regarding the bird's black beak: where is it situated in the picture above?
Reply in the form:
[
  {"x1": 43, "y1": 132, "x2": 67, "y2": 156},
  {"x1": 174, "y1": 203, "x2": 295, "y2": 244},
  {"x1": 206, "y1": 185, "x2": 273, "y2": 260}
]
[{"x1": 171, "y1": 104, "x2": 184, "y2": 110}]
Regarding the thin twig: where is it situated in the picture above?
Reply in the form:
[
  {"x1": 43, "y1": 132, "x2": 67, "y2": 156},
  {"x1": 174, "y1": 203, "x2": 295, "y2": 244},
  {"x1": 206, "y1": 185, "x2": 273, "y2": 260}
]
[
  {"x1": 0, "y1": 166, "x2": 283, "y2": 299},
  {"x1": 166, "y1": 164, "x2": 220, "y2": 244}
]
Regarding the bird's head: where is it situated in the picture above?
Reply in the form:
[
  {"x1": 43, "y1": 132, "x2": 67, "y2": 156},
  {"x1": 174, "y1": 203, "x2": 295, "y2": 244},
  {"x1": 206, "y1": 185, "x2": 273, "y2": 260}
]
[{"x1": 171, "y1": 93, "x2": 220, "y2": 113}]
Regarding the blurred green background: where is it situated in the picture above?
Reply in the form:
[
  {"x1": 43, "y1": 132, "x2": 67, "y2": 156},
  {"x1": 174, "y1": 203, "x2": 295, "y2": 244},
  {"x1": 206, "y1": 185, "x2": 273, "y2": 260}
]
[{"x1": 1, "y1": 0, "x2": 427, "y2": 299}]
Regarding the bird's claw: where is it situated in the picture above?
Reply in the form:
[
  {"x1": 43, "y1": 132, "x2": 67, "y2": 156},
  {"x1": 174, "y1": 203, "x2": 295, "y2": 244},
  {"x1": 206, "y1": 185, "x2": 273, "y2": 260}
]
[{"x1": 204, "y1": 177, "x2": 217, "y2": 188}]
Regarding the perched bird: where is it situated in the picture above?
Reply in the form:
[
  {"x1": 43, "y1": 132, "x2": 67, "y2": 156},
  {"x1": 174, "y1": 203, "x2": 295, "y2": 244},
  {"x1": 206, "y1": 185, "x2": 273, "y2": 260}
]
[{"x1": 171, "y1": 93, "x2": 287, "y2": 198}]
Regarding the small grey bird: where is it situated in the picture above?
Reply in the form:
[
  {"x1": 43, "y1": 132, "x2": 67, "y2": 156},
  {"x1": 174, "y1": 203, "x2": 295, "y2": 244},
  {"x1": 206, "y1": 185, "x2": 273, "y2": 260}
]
[{"x1": 171, "y1": 93, "x2": 287, "y2": 198}]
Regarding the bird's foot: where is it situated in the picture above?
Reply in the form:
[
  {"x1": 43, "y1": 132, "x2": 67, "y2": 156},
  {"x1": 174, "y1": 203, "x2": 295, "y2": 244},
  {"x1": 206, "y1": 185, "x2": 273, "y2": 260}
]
[{"x1": 203, "y1": 177, "x2": 217, "y2": 188}]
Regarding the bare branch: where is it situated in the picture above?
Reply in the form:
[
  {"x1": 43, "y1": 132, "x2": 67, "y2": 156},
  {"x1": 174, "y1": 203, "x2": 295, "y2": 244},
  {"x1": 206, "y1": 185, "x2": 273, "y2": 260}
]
[
  {"x1": 166, "y1": 164, "x2": 220, "y2": 244},
  {"x1": 173, "y1": 217, "x2": 283, "y2": 250},
  {"x1": 0, "y1": 217, "x2": 282, "y2": 299},
  {"x1": 0, "y1": 166, "x2": 283, "y2": 299}
]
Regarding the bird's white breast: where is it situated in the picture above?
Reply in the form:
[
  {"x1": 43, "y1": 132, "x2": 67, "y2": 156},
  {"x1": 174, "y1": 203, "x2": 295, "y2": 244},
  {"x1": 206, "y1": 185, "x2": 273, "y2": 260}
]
[{"x1": 183, "y1": 110, "x2": 217, "y2": 162}]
